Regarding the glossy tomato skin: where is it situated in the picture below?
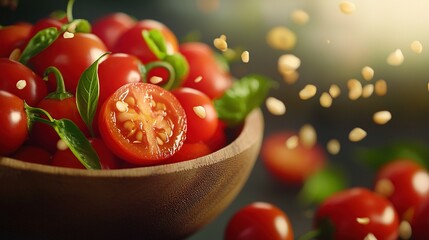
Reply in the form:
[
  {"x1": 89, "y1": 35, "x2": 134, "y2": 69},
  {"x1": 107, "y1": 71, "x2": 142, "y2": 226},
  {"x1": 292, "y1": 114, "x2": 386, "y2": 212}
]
[
  {"x1": 30, "y1": 32, "x2": 107, "y2": 93},
  {"x1": 225, "y1": 202, "x2": 294, "y2": 240},
  {"x1": 0, "y1": 23, "x2": 32, "y2": 58},
  {"x1": 165, "y1": 141, "x2": 212, "y2": 164},
  {"x1": 98, "y1": 53, "x2": 143, "y2": 106},
  {"x1": 0, "y1": 58, "x2": 48, "y2": 106},
  {"x1": 51, "y1": 138, "x2": 119, "y2": 169},
  {"x1": 314, "y1": 187, "x2": 400, "y2": 240},
  {"x1": 179, "y1": 42, "x2": 232, "y2": 99},
  {"x1": 261, "y1": 131, "x2": 326, "y2": 185},
  {"x1": 410, "y1": 195, "x2": 429, "y2": 240},
  {"x1": 112, "y1": 19, "x2": 179, "y2": 64},
  {"x1": 374, "y1": 159, "x2": 429, "y2": 221},
  {"x1": 11, "y1": 144, "x2": 52, "y2": 165},
  {"x1": 0, "y1": 91, "x2": 28, "y2": 156},
  {"x1": 171, "y1": 87, "x2": 218, "y2": 143},
  {"x1": 29, "y1": 96, "x2": 88, "y2": 154},
  {"x1": 92, "y1": 12, "x2": 136, "y2": 50},
  {"x1": 98, "y1": 82, "x2": 186, "y2": 166}
]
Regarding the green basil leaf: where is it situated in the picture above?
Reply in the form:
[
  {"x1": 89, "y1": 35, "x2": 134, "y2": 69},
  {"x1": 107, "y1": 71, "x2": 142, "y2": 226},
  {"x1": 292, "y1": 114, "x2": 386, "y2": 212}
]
[
  {"x1": 214, "y1": 74, "x2": 273, "y2": 126},
  {"x1": 53, "y1": 119, "x2": 101, "y2": 170},
  {"x1": 142, "y1": 29, "x2": 167, "y2": 60},
  {"x1": 76, "y1": 52, "x2": 109, "y2": 136},
  {"x1": 297, "y1": 166, "x2": 347, "y2": 206},
  {"x1": 19, "y1": 27, "x2": 59, "y2": 65},
  {"x1": 163, "y1": 53, "x2": 189, "y2": 89}
]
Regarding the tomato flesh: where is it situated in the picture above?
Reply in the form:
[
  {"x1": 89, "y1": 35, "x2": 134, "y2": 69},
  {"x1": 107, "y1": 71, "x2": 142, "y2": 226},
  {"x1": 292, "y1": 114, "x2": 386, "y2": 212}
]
[{"x1": 98, "y1": 82, "x2": 186, "y2": 165}]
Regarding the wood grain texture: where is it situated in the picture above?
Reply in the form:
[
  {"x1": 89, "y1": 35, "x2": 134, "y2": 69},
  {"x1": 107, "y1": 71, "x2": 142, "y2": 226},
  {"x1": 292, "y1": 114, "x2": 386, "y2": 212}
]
[{"x1": 0, "y1": 109, "x2": 264, "y2": 240}]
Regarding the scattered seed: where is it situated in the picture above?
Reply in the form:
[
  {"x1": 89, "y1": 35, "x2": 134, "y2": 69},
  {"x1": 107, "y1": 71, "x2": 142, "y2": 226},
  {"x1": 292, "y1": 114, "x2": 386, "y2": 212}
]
[
  {"x1": 326, "y1": 39, "x2": 331, "y2": 45},
  {"x1": 339, "y1": 1, "x2": 356, "y2": 14},
  {"x1": 329, "y1": 84, "x2": 341, "y2": 98},
  {"x1": 220, "y1": 34, "x2": 227, "y2": 41},
  {"x1": 320, "y1": 92, "x2": 333, "y2": 108},
  {"x1": 361, "y1": 66, "x2": 374, "y2": 81},
  {"x1": 9, "y1": 48, "x2": 21, "y2": 61},
  {"x1": 373, "y1": 110, "x2": 392, "y2": 125},
  {"x1": 299, "y1": 124, "x2": 317, "y2": 148},
  {"x1": 375, "y1": 178, "x2": 394, "y2": 197},
  {"x1": 411, "y1": 40, "x2": 423, "y2": 54},
  {"x1": 347, "y1": 79, "x2": 362, "y2": 100},
  {"x1": 326, "y1": 139, "x2": 341, "y2": 155},
  {"x1": 193, "y1": 106, "x2": 207, "y2": 119},
  {"x1": 266, "y1": 26, "x2": 297, "y2": 50},
  {"x1": 194, "y1": 75, "x2": 203, "y2": 83},
  {"x1": 399, "y1": 220, "x2": 412, "y2": 240},
  {"x1": 63, "y1": 31, "x2": 74, "y2": 39},
  {"x1": 356, "y1": 217, "x2": 370, "y2": 225},
  {"x1": 348, "y1": 127, "x2": 367, "y2": 142},
  {"x1": 278, "y1": 54, "x2": 301, "y2": 74},
  {"x1": 56, "y1": 139, "x2": 68, "y2": 151},
  {"x1": 285, "y1": 135, "x2": 299, "y2": 149},
  {"x1": 387, "y1": 49, "x2": 404, "y2": 66},
  {"x1": 115, "y1": 101, "x2": 129, "y2": 113},
  {"x1": 282, "y1": 70, "x2": 299, "y2": 85},
  {"x1": 362, "y1": 84, "x2": 374, "y2": 98},
  {"x1": 16, "y1": 80, "x2": 27, "y2": 90},
  {"x1": 149, "y1": 76, "x2": 163, "y2": 84},
  {"x1": 375, "y1": 79, "x2": 387, "y2": 96},
  {"x1": 265, "y1": 97, "x2": 286, "y2": 116},
  {"x1": 291, "y1": 9, "x2": 310, "y2": 25},
  {"x1": 299, "y1": 84, "x2": 317, "y2": 100},
  {"x1": 213, "y1": 36, "x2": 228, "y2": 51},
  {"x1": 241, "y1": 50, "x2": 250, "y2": 63},
  {"x1": 364, "y1": 233, "x2": 377, "y2": 240},
  {"x1": 156, "y1": 136, "x2": 164, "y2": 145}
]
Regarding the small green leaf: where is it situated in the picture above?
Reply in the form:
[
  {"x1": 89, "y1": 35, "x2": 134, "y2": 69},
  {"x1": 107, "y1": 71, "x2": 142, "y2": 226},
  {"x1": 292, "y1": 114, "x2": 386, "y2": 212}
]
[
  {"x1": 163, "y1": 53, "x2": 189, "y2": 89},
  {"x1": 142, "y1": 29, "x2": 167, "y2": 60},
  {"x1": 297, "y1": 166, "x2": 347, "y2": 206},
  {"x1": 53, "y1": 119, "x2": 101, "y2": 170},
  {"x1": 214, "y1": 74, "x2": 274, "y2": 126},
  {"x1": 76, "y1": 52, "x2": 109, "y2": 136},
  {"x1": 19, "y1": 27, "x2": 59, "y2": 65}
]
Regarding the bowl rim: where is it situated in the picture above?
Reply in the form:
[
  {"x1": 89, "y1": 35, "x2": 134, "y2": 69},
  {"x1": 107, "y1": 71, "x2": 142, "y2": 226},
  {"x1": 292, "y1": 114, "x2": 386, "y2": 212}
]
[{"x1": 0, "y1": 108, "x2": 264, "y2": 178}]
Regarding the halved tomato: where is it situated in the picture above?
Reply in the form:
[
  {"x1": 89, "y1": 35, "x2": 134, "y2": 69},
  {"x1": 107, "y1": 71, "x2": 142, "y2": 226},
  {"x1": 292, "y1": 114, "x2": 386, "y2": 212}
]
[{"x1": 98, "y1": 82, "x2": 187, "y2": 166}]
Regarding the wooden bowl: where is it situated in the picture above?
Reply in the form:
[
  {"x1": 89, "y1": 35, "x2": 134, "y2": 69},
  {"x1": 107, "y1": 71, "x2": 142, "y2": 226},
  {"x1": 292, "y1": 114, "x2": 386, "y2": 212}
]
[{"x1": 0, "y1": 108, "x2": 264, "y2": 240}]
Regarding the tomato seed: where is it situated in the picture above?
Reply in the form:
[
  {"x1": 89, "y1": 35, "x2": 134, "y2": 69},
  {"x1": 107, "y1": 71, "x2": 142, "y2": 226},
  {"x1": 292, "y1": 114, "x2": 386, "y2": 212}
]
[
  {"x1": 356, "y1": 217, "x2": 370, "y2": 225},
  {"x1": 320, "y1": 92, "x2": 333, "y2": 108},
  {"x1": 265, "y1": 97, "x2": 286, "y2": 116},
  {"x1": 266, "y1": 26, "x2": 296, "y2": 50},
  {"x1": 347, "y1": 79, "x2": 362, "y2": 100},
  {"x1": 194, "y1": 76, "x2": 203, "y2": 83},
  {"x1": 299, "y1": 124, "x2": 317, "y2": 148},
  {"x1": 399, "y1": 220, "x2": 412, "y2": 240},
  {"x1": 285, "y1": 135, "x2": 299, "y2": 149},
  {"x1": 339, "y1": 1, "x2": 356, "y2": 14},
  {"x1": 150, "y1": 76, "x2": 163, "y2": 84},
  {"x1": 387, "y1": 49, "x2": 404, "y2": 66},
  {"x1": 63, "y1": 31, "x2": 75, "y2": 39},
  {"x1": 56, "y1": 139, "x2": 68, "y2": 151},
  {"x1": 241, "y1": 51, "x2": 250, "y2": 63},
  {"x1": 364, "y1": 233, "x2": 377, "y2": 240},
  {"x1": 373, "y1": 111, "x2": 392, "y2": 125},
  {"x1": 299, "y1": 84, "x2": 317, "y2": 100},
  {"x1": 278, "y1": 54, "x2": 301, "y2": 74},
  {"x1": 326, "y1": 139, "x2": 341, "y2": 155},
  {"x1": 213, "y1": 37, "x2": 228, "y2": 52},
  {"x1": 411, "y1": 40, "x2": 423, "y2": 54},
  {"x1": 16, "y1": 80, "x2": 27, "y2": 90},
  {"x1": 193, "y1": 106, "x2": 207, "y2": 119},
  {"x1": 282, "y1": 70, "x2": 299, "y2": 85},
  {"x1": 329, "y1": 84, "x2": 341, "y2": 98},
  {"x1": 375, "y1": 178, "x2": 395, "y2": 197},
  {"x1": 361, "y1": 66, "x2": 374, "y2": 81},
  {"x1": 348, "y1": 127, "x2": 367, "y2": 142},
  {"x1": 362, "y1": 84, "x2": 374, "y2": 98},
  {"x1": 291, "y1": 9, "x2": 309, "y2": 25},
  {"x1": 375, "y1": 79, "x2": 387, "y2": 96},
  {"x1": 115, "y1": 101, "x2": 129, "y2": 112}
]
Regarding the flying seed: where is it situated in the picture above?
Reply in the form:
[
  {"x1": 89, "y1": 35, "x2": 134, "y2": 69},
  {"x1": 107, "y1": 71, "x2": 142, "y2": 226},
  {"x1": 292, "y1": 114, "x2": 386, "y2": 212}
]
[
  {"x1": 375, "y1": 79, "x2": 387, "y2": 96},
  {"x1": 361, "y1": 66, "x2": 374, "y2": 81},
  {"x1": 150, "y1": 76, "x2": 163, "y2": 84},
  {"x1": 348, "y1": 127, "x2": 367, "y2": 142},
  {"x1": 411, "y1": 40, "x2": 423, "y2": 54},
  {"x1": 56, "y1": 139, "x2": 68, "y2": 151},
  {"x1": 282, "y1": 70, "x2": 299, "y2": 84},
  {"x1": 63, "y1": 31, "x2": 74, "y2": 39},
  {"x1": 399, "y1": 220, "x2": 412, "y2": 240},
  {"x1": 285, "y1": 135, "x2": 299, "y2": 149},
  {"x1": 278, "y1": 54, "x2": 301, "y2": 73},
  {"x1": 364, "y1": 233, "x2": 377, "y2": 240},
  {"x1": 241, "y1": 50, "x2": 250, "y2": 63},
  {"x1": 326, "y1": 139, "x2": 340, "y2": 155},
  {"x1": 193, "y1": 106, "x2": 207, "y2": 119},
  {"x1": 375, "y1": 178, "x2": 395, "y2": 197},
  {"x1": 213, "y1": 37, "x2": 228, "y2": 51},
  {"x1": 356, "y1": 217, "x2": 370, "y2": 225},
  {"x1": 329, "y1": 84, "x2": 341, "y2": 98},
  {"x1": 320, "y1": 92, "x2": 332, "y2": 108},
  {"x1": 299, "y1": 84, "x2": 317, "y2": 100},
  {"x1": 339, "y1": 1, "x2": 356, "y2": 14},
  {"x1": 266, "y1": 26, "x2": 296, "y2": 50},
  {"x1": 373, "y1": 111, "x2": 392, "y2": 125},
  {"x1": 387, "y1": 49, "x2": 404, "y2": 66},
  {"x1": 347, "y1": 79, "x2": 362, "y2": 100},
  {"x1": 265, "y1": 97, "x2": 286, "y2": 116},
  {"x1": 194, "y1": 76, "x2": 203, "y2": 83},
  {"x1": 291, "y1": 9, "x2": 310, "y2": 25},
  {"x1": 299, "y1": 124, "x2": 317, "y2": 148},
  {"x1": 362, "y1": 84, "x2": 374, "y2": 98},
  {"x1": 16, "y1": 80, "x2": 27, "y2": 90}
]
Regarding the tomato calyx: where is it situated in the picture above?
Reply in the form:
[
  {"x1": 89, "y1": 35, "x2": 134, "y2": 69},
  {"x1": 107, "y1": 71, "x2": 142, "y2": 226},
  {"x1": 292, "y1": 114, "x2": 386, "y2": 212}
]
[
  {"x1": 43, "y1": 66, "x2": 73, "y2": 100},
  {"x1": 142, "y1": 60, "x2": 175, "y2": 90}
]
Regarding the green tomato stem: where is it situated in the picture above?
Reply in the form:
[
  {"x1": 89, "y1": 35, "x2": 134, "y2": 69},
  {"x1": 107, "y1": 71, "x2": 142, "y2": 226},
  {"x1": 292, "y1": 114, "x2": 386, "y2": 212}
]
[
  {"x1": 298, "y1": 229, "x2": 321, "y2": 240},
  {"x1": 66, "y1": 0, "x2": 75, "y2": 22},
  {"x1": 43, "y1": 66, "x2": 73, "y2": 100},
  {"x1": 143, "y1": 61, "x2": 176, "y2": 90}
]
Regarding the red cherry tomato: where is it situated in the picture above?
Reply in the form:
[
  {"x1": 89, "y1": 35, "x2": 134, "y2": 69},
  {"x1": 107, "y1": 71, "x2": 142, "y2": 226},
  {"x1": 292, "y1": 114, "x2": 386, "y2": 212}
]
[
  {"x1": 314, "y1": 187, "x2": 400, "y2": 240},
  {"x1": 374, "y1": 159, "x2": 429, "y2": 221},
  {"x1": 171, "y1": 87, "x2": 218, "y2": 143},
  {"x1": 0, "y1": 91, "x2": 28, "y2": 155},
  {"x1": 92, "y1": 12, "x2": 136, "y2": 50},
  {"x1": 261, "y1": 131, "x2": 326, "y2": 185},
  {"x1": 27, "y1": 17, "x2": 63, "y2": 41},
  {"x1": 30, "y1": 96, "x2": 88, "y2": 153},
  {"x1": 98, "y1": 82, "x2": 186, "y2": 166},
  {"x1": 166, "y1": 141, "x2": 212, "y2": 164},
  {"x1": 0, "y1": 58, "x2": 48, "y2": 106},
  {"x1": 0, "y1": 23, "x2": 32, "y2": 58},
  {"x1": 112, "y1": 19, "x2": 179, "y2": 63},
  {"x1": 30, "y1": 32, "x2": 107, "y2": 93},
  {"x1": 179, "y1": 42, "x2": 232, "y2": 99},
  {"x1": 410, "y1": 195, "x2": 429, "y2": 240},
  {"x1": 225, "y1": 202, "x2": 294, "y2": 240},
  {"x1": 204, "y1": 120, "x2": 228, "y2": 152},
  {"x1": 51, "y1": 138, "x2": 119, "y2": 169},
  {"x1": 11, "y1": 144, "x2": 52, "y2": 165}
]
